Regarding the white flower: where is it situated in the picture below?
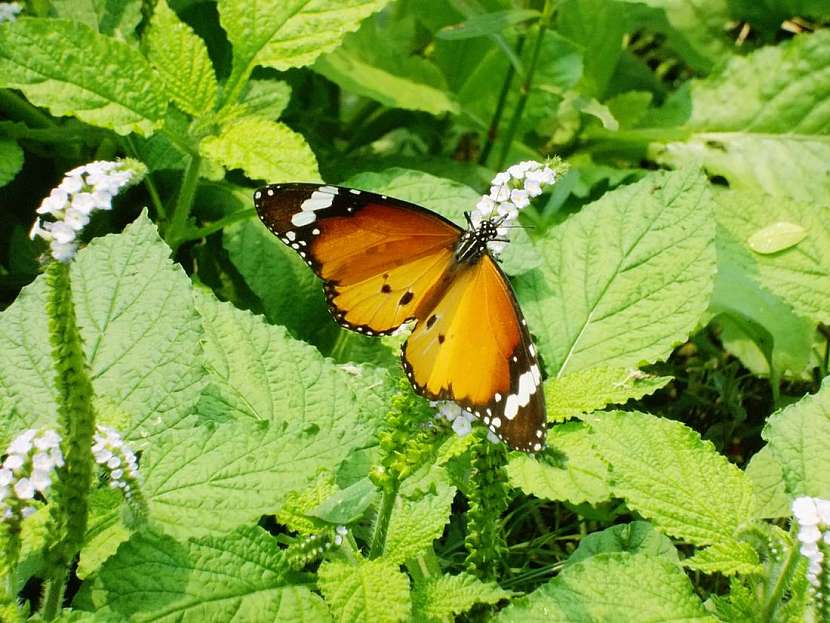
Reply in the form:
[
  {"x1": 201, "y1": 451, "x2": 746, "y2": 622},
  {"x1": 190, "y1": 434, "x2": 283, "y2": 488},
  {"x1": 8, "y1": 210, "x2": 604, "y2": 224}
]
[
  {"x1": 475, "y1": 196, "x2": 496, "y2": 217},
  {"x1": 509, "y1": 188, "x2": 529, "y2": 209},
  {"x1": 0, "y1": 2, "x2": 22, "y2": 22},
  {"x1": 489, "y1": 184, "x2": 511, "y2": 202},
  {"x1": 491, "y1": 171, "x2": 511, "y2": 186},
  {"x1": 30, "y1": 469, "x2": 51, "y2": 492},
  {"x1": 8, "y1": 429, "x2": 36, "y2": 455},
  {"x1": 0, "y1": 469, "x2": 12, "y2": 486},
  {"x1": 452, "y1": 415, "x2": 473, "y2": 437},
  {"x1": 3, "y1": 454, "x2": 23, "y2": 472},
  {"x1": 35, "y1": 430, "x2": 61, "y2": 450},
  {"x1": 800, "y1": 525, "x2": 822, "y2": 544},
  {"x1": 487, "y1": 431, "x2": 501, "y2": 445},
  {"x1": 14, "y1": 478, "x2": 34, "y2": 500},
  {"x1": 30, "y1": 159, "x2": 145, "y2": 262},
  {"x1": 793, "y1": 496, "x2": 830, "y2": 590}
]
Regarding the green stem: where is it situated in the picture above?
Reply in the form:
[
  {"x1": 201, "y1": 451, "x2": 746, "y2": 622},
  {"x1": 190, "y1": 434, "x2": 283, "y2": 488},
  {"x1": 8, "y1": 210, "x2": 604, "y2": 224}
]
[
  {"x1": 495, "y1": 2, "x2": 551, "y2": 170},
  {"x1": 167, "y1": 154, "x2": 202, "y2": 252},
  {"x1": 760, "y1": 528, "x2": 803, "y2": 622},
  {"x1": 479, "y1": 36, "x2": 525, "y2": 166},
  {"x1": 179, "y1": 209, "x2": 256, "y2": 243},
  {"x1": 123, "y1": 136, "x2": 167, "y2": 222},
  {"x1": 368, "y1": 481, "x2": 399, "y2": 560},
  {"x1": 42, "y1": 261, "x2": 97, "y2": 621},
  {"x1": 0, "y1": 89, "x2": 56, "y2": 128},
  {"x1": 41, "y1": 569, "x2": 67, "y2": 622}
]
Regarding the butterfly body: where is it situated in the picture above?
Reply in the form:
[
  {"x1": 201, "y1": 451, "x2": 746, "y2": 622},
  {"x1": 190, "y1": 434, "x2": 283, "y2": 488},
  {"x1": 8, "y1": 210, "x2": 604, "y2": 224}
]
[{"x1": 254, "y1": 183, "x2": 546, "y2": 452}]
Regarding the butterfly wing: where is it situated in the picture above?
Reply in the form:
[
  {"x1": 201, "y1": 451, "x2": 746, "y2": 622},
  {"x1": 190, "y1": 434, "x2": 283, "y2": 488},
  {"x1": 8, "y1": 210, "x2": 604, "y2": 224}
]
[
  {"x1": 402, "y1": 254, "x2": 546, "y2": 451},
  {"x1": 254, "y1": 183, "x2": 462, "y2": 335}
]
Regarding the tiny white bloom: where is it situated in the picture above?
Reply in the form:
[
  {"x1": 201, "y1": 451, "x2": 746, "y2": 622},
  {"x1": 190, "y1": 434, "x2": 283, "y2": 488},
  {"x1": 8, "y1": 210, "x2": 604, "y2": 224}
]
[
  {"x1": 489, "y1": 184, "x2": 511, "y2": 202},
  {"x1": 4, "y1": 454, "x2": 24, "y2": 472},
  {"x1": 0, "y1": 468, "x2": 12, "y2": 486},
  {"x1": 71, "y1": 192, "x2": 98, "y2": 215},
  {"x1": 50, "y1": 222, "x2": 76, "y2": 244},
  {"x1": 31, "y1": 452, "x2": 52, "y2": 471},
  {"x1": 510, "y1": 188, "x2": 530, "y2": 209},
  {"x1": 452, "y1": 416, "x2": 472, "y2": 437},
  {"x1": 60, "y1": 174, "x2": 84, "y2": 195},
  {"x1": 491, "y1": 171, "x2": 511, "y2": 186},
  {"x1": 8, "y1": 429, "x2": 36, "y2": 455},
  {"x1": 30, "y1": 469, "x2": 51, "y2": 492},
  {"x1": 36, "y1": 192, "x2": 68, "y2": 215},
  {"x1": 799, "y1": 525, "x2": 822, "y2": 544},
  {"x1": 816, "y1": 499, "x2": 830, "y2": 524},
  {"x1": 107, "y1": 455, "x2": 121, "y2": 469},
  {"x1": 35, "y1": 430, "x2": 61, "y2": 450},
  {"x1": 794, "y1": 496, "x2": 820, "y2": 525},
  {"x1": 64, "y1": 208, "x2": 90, "y2": 231},
  {"x1": 0, "y1": 3, "x2": 23, "y2": 23},
  {"x1": 50, "y1": 241, "x2": 78, "y2": 263},
  {"x1": 334, "y1": 534, "x2": 343, "y2": 545},
  {"x1": 486, "y1": 430, "x2": 501, "y2": 444},
  {"x1": 475, "y1": 196, "x2": 496, "y2": 216},
  {"x1": 21, "y1": 506, "x2": 36, "y2": 518},
  {"x1": 336, "y1": 525, "x2": 348, "y2": 535},
  {"x1": 14, "y1": 478, "x2": 35, "y2": 500}
]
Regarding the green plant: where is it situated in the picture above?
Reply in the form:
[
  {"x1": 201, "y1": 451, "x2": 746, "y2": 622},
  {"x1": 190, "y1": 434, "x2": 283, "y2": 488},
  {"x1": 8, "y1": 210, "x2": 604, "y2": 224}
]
[{"x1": 0, "y1": 0, "x2": 828, "y2": 621}]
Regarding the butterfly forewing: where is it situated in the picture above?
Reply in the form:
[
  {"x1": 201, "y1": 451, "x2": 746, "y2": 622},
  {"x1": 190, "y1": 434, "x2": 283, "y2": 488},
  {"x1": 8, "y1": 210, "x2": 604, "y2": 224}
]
[
  {"x1": 254, "y1": 183, "x2": 547, "y2": 451},
  {"x1": 403, "y1": 255, "x2": 546, "y2": 451},
  {"x1": 255, "y1": 183, "x2": 461, "y2": 334}
]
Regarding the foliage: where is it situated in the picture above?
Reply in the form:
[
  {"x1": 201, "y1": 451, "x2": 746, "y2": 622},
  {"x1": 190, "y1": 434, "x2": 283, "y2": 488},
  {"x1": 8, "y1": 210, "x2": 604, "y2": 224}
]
[{"x1": 0, "y1": 0, "x2": 828, "y2": 621}]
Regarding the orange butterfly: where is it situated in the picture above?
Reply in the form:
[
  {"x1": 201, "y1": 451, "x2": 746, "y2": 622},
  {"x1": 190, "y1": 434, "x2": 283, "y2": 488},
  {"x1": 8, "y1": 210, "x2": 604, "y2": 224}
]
[{"x1": 254, "y1": 184, "x2": 546, "y2": 452}]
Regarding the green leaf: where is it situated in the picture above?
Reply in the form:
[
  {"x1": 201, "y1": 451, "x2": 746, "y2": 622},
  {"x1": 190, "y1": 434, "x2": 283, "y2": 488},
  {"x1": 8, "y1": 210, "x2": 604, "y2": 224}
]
[
  {"x1": 239, "y1": 79, "x2": 292, "y2": 120},
  {"x1": 200, "y1": 116, "x2": 319, "y2": 182},
  {"x1": 436, "y1": 9, "x2": 540, "y2": 40},
  {"x1": 516, "y1": 168, "x2": 716, "y2": 377},
  {"x1": 0, "y1": 137, "x2": 23, "y2": 187},
  {"x1": 506, "y1": 422, "x2": 611, "y2": 505},
  {"x1": 555, "y1": 0, "x2": 628, "y2": 98},
  {"x1": 0, "y1": 213, "x2": 206, "y2": 450},
  {"x1": 545, "y1": 367, "x2": 672, "y2": 422},
  {"x1": 565, "y1": 521, "x2": 679, "y2": 567},
  {"x1": 0, "y1": 18, "x2": 165, "y2": 135},
  {"x1": 385, "y1": 478, "x2": 456, "y2": 564},
  {"x1": 314, "y1": 13, "x2": 459, "y2": 115},
  {"x1": 78, "y1": 489, "x2": 130, "y2": 580},
  {"x1": 618, "y1": 0, "x2": 731, "y2": 71},
  {"x1": 495, "y1": 553, "x2": 713, "y2": 622},
  {"x1": 588, "y1": 410, "x2": 755, "y2": 545},
  {"x1": 50, "y1": 0, "x2": 143, "y2": 39},
  {"x1": 318, "y1": 558, "x2": 411, "y2": 623},
  {"x1": 763, "y1": 378, "x2": 830, "y2": 499},
  {"x1": 713, "y1": 190, "x2": 830, "y2": 326},
  {"x1": 219, "y1": 0, "x2": 389, "y2": 101},
  {"x1": 76, "y1": 526, "x2": 330, "y2": 621},
  {"x1": 683, "y1": 540, "x2": 762, "y2": 576},
  {"x1": 144, "y1": 0, "x2": 217, "y2": 116},
  {"x1": 307, "y1": 477, "x2": 378, "y2": 524},
  {"x1": 745, "y1": 445, "x2": 791, "y2": 519},
  {"x1": 411, "y1": 572, "x2": 510, "y2": 622},
  {"x1": 277, "y1": 471, "x2": 339, "y2": 534},
  {"x1": 653, "y1": 31, "x2": 830, "y2": 203},
  {"x1": 223, "y1": 218, "x2": 337, "y2": 348}
]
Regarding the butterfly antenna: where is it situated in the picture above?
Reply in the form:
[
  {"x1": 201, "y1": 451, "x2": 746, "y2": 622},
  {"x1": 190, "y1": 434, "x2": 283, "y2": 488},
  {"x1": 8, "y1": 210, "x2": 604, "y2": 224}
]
[{"x1": 464, "y1": 211, "x2": 474, "y2": 229}]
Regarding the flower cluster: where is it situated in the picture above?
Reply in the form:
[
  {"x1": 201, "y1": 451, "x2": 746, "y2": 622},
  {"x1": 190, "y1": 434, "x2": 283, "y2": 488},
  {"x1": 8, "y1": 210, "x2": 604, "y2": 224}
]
[
  {"x1": 472, "y1": 160, "x2": 558, "y2": 255},
  {"x1": 0, "y1": 2, "x2": 22, "y2": 22},
  {"x1": 30, "y1": 159, "x2": 145, "y2": 262},
  {"x1": 793, "y1": 496, "x2": 830, "y2": 592},
  {"x1": 434, "y1": 402, "x2": 499, "y2": 444},
  {"x1": 0, "y1": 429, "x2": 63, "y2": 524},
  {"x1": 92, "y1": 426, "x2": 140, "y2": 500}
]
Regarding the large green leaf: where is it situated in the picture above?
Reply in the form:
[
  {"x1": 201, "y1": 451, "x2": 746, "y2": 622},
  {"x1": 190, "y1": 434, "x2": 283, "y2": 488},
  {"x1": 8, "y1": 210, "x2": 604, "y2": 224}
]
[
  {"x1": 653, "y1": 31, "x2": 830, "y2": 203},
  {"x1": 318, "y1": 558, "x2": 411, "y2": 623},
  {"x1": 744, "y1": 445, "x2": 791, "y2": 520},
  {"x1": 0, "y1": 213, "x2": 205, "y2": 450},
  {"x1": 411, "y1": 573, "x2": 510, "y2": 622},
  {"x1": 516, "y1": 168, "x2": 716, "y2": 377},
  {"x1": 506, "y1": 422, "x2": 611, "y2": 504},
  {"x1": 314, "y1": 12, "x2": 458, "y2": 115},
  {"x1": 713, "y1": 190, "x2": 830, "y2": 327},
  {"x1": 565, "y1": 521, "x2": 678, "y2": 567},
  {"x1": 588, "y1": 410, "x2": 755, "y2": 545},
  {"x1": 763, "y1": 378, "x2": 830, "y2": 499},
  {"x1": 219, "y1": 0, "x2": 389, "y2": 101},
  {"x1": 0, "y1": 18, "x2": 165, "y2": 135},
  {"x1": 384, "y1": 478, "x2": 456, "y2": 564},
  {"x1": 495, "y1": 553, "x2": 713, "y2": 622},
  {"x1": 200, "y1": 116, "x2": 319, "y2": 183},
  {"x1": 144, "y1": 0, "x2": 217, "y2": 116},
  {"x1": 75, "y1": 526, "x2": 330, "y2": 621},
  {"x1": 50, "y1": 0, "x2": 143, "y2": 38}
]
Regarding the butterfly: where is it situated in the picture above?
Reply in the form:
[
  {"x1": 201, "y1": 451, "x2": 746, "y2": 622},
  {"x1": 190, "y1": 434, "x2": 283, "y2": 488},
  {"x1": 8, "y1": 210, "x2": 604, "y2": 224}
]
[{"x1": 254, "y1": 183, "x2": 546, "y2": 452}]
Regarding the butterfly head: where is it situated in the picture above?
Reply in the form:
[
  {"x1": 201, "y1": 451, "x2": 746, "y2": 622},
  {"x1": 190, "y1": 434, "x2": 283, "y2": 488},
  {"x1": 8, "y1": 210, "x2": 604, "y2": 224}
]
[{"x1": 455, "y1": 213, "x2": 506, "y2": 263}]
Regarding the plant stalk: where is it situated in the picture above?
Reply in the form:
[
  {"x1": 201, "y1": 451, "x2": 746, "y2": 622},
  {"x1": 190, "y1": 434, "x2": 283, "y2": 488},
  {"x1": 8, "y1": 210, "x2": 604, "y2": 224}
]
[
  {"x1": 479, "y1": 36, "x2": 525, "y2": 166},
  {"x1": 760, "y1": 528, "x2": 803, "y2": 622},
  {"x1": 368, "y1": 481, "x2": 399, "y2": 560},
  {"x1": 167, "y1": 154, "x2": 202, "y2": 251}
]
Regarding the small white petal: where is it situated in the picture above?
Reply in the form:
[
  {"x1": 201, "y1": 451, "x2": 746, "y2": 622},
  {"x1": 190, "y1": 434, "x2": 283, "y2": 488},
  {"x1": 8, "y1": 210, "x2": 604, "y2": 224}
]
[
  {"x1": 475, "y1": 196, "x2": 496, "y2": 216},
  {"x1": 334, "y1": 535, "x2": 343, "y2": 545},
  {"x1": 32, "y1": 452, "x2": 52, "y2": 471},
  {"x1": 29, "y1": 220, "x2": 52, "y2": 241},
  {"x1": 111, "y1": 468, "x2": 123, "y2": 480},
  {"x1": 107, "y1": 455, "x2": 121, "y2": 469},
  {"x1": 491, "y1": 171, "x2": 511, "y2": 186},
  {"x1": 14, "y1": 478, "x2": 35, "y2": 500},
  {"x1": 50, "y1": 241, "x2": 78, "y2": 262},
  {"x1": 799, "y1": 525, "x2": 822, "y2": 544},
  {"x1": 486, "y1": 430, "x2": 501, "y2": 444},
  {"x1": 50, "y1": 222, "x2": 75, "y2": 244},
  {"x1": 71, "y1": 192, "x2": 97, "y2": 215},
  {"x1": 489, "y1": 184, "x2": 511, "y2": 202},
  {"x1": 93, "y1": 448, "x2": 113, "y2": 464},
  {"x1": 49, "y1": 448, "x2": 64, "y2": 468},
  {"x1": 336, "y1": 525, "x2": 348, "y2": 535},
  {"x1": 60, "y1": 175, "x2": 83, "y2": 194},
  {"x1": 4, "y1": 455, "x2": 24, "y2": 471},
  {"x1": 21, "y1": 506, "x2": 37, "y2": 518},
  {"x1": 815, "y1": 498, "x2": 830, "y2": 525},
  {"x1": 35, "y1": 430, "x2": 61, "y2": 450},
  {"x1": 794, "y1": 497, "x2": 820, "y2": 525},
  {"x1": 801, "y1": 541, "x2": 820, "y2": 557},
  {"x1": 452, "y1": 416, "x2": 472, "y2": 437},
  {"x1": 64, "y1": 208, "x2": 90, "y2": 231},
  {"x1": 0, "y1": 469, "x2": 12, "y2": 486},
  {"x1": 510, "y1": 188, "x2": 529, "y2": 209},
  {"x1": 37, "y1": 192, "x2": 69, "y2": 215},
  {"x1": 31, "y1": 469, "x2": 51, "y2": 491},
  {"x1": 8, "y1": 432, "x2": 34, "y2": 455}
]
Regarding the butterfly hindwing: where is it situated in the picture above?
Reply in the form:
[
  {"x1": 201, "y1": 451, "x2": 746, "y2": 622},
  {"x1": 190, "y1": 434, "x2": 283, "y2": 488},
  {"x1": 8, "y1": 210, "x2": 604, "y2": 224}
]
[
  {"x1": 402, "y1": 255, "x2": 546, "y2": 451},
  {"x1": 255, "y1": 183, "x2": 461, "y2": 335}
]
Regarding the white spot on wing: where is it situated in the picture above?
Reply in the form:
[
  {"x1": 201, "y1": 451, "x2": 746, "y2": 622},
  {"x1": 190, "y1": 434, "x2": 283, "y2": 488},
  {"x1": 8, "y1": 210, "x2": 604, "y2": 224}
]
[
  {"x1": 291, "y1": 211, "x2": 316, "y2": 227},
  {"x1": 491, "y1": 417, "x2": 501, "y2": 428},
  {"x1": 301, "y1": 191, "x2": 335, "y2": 212},
  {"x1": 494, "y1": 393, "x2": 502, "y2": 402},
  {"x1": 255, "y1": 191, "x2": 262, "y2": 199},
  {"x1": 286, "y1": 231, "x2": 296, "y2": 241},
  {"x1": 312, "y1": 228, "x2": 321, "y2": 235},
  {"x1": 320, "y1": 185, "x2": 338, "y2": 194},
  {"x1": 504, "y1": 394, "x2": 519, "y2": 420},
  {"x1": 349, "y1": 189, "x2": 361, "y2": 194}
]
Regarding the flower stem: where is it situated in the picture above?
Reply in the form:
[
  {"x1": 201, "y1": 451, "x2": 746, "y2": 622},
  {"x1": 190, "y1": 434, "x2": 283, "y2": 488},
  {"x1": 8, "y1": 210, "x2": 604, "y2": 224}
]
[
  {"x1": 760, "y1": 526, "x2": 803, "y2": 622},
  {"x1": 495, "y1": 2, "x2": 552, "y2": 170},
  {"x1": 479, "y1": 36, "x2": 525, "y2": 166},
  {"x1": 42, "y1": 261, "x2": 97, "y2": 620},
  {"x1": 167, "y1": 153, "x2": 202, "y2": 252},
  {"x1": 368, "y1": 481, "x2": 399, "y2": 560}
]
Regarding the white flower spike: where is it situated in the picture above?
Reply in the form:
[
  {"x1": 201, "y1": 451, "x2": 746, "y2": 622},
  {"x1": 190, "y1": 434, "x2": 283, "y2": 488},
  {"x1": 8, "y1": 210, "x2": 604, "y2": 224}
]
[
  {"x1": 0, "y1": 428, "x2": 63, "y2": 526},
  {"x1": 92, "y1": 425, "x2": 141, "y2": 498},
  {"x1": 793, "y1": 496, "x2": 830, "y2": 600},
  {"x1": 30, "y1": 159, "x2": 146, "y2": 263}
]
